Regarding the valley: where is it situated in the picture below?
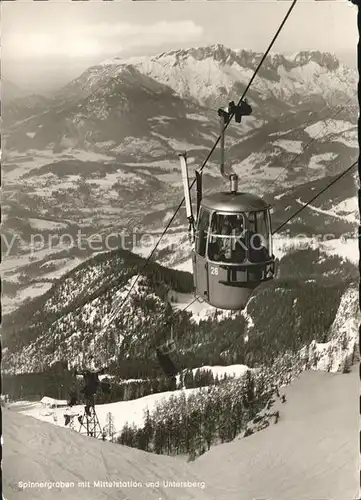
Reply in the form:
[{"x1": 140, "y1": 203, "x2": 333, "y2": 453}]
[
  {"x1": 1, "y1": 29, "x2": 359, "y2": 500},
  {"x1": 2, "y1": 47, "x2": 358, "y2": 312}
]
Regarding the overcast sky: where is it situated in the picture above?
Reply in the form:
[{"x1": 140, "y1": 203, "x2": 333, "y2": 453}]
[{"x1": 2, "y1": 0, "x2": 357, "y2": 93}]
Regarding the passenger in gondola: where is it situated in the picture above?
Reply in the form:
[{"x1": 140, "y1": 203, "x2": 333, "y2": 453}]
[
  {"x1": 221, "y1": 217, "x2": 233, "y2": 236},
  {"x1": 209, "y1": 216, "x2": 233, "y2": 261},
  {"x1": 231, "y1": 239, "x2": 247, "y2": 263},
  {"x1": 226, "y1": 215, "x2": 246, "y2": 263},
  {"x1": 248, "y1": 232, "x2": 269, "y2": 263}
]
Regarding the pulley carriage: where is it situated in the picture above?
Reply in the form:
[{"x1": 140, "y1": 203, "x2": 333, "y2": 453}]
[{"x1": 180, "y1": 100, "x2": 276, "y2": 310}]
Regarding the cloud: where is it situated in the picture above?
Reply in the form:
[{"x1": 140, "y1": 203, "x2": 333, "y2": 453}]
[
  {"x1": 79, "y1": 20, "x2": 204, "y2": 54},
  {"x1": 82, "y1": 20, "x2": 203, "y2": 44},
  {"x1": 3, "y1": 32, "x2": 103, "y2": 59},
  {"x1": 3, "y1": 20, "x2": 204, "y2": 59}
]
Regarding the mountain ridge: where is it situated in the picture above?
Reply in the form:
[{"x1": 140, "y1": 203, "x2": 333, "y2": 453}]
[
  {"x1": 2, "y1": 237, "x2": 358, "y2": 378},
  {"x1": 96, "y1": 44, "x2": 355, "y2": 110}
]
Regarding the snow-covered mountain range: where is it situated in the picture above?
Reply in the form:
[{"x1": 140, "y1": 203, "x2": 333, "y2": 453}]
[
  {"x1": 3, "y1": 45, "x2": 357, "y2": 153},
  {"x1": 97, "y1": 45, "x2": 355, "y2": 109}
]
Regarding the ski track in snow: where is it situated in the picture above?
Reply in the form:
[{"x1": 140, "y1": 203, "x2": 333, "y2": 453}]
[{"x1": 3, "y1": 409, "x2": 210, "y2": 500}]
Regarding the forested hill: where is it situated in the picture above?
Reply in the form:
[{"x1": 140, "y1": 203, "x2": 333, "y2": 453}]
[
  {"x1": 2, "y1": 239, "x2": 358, "y2": 379},
  {"x1": 2, "y1": 248, "x2": 193, "y2": 366}
]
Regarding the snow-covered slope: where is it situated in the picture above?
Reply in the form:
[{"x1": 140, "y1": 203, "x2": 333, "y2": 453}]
[
  {"x1": 4, "y1": 367, "x2": 358, "y2": 500},
  {"x1": 13, "y1": 386, "x2": 207, "y2": 434},
  {"x1": 9, "y1": 365, "x2": 250, "y2": 434},
  {"x1": 193, "y1": 367, "x2": 359, "y2": 500},
  {"x1": 4, "y1": 65, "x2": 217, "y2": 155},
  {"x1": 270, "y1": 169, "x2": 358, "y2": 236},
  {"x1": 3, "y1": 408, "x2": 210, "y2": 500}
]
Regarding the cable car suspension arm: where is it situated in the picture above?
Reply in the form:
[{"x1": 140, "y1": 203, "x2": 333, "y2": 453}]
[
  {"x1": 217, "y1": 100, "x2": 252, "y2": 193},
  {"x1": 179, "y1": 152, "x2": 195, "y2": 242},
  {"x1": 99, "y1": 0, "x2": 298, "y2": 320}
]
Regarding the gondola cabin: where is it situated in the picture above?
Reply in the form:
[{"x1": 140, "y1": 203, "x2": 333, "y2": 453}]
[
  {"x1": 193, "y1": 192, "x2": 275, "y2": 309},
  {"x1": 179, "y1": 99, "x2": 276, "y2": 310}
]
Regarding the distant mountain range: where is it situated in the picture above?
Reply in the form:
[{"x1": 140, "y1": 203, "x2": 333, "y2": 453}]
[
  {"x1": 3, "y1": 45, "x2": 356, "y2": 153},
  {"x1": 1, "y1": 79, "x2": 31, "y2": 102},
  {"x1": 97, "y1": 46, "x2": 354, "y2": 109}
]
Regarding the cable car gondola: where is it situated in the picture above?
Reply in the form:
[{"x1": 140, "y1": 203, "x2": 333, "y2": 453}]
[
  {"x1": 156, "y1": 326, "x2": 178, "y2": 378},
  {"x1": 180, "y1": 100, "x2": 276, "y2": 310}
]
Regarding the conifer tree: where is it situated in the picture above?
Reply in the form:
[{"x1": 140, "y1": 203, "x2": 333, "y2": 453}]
[
  {"x1": 143, "y1": 409, "x2": 154, "y2": 451},
  {"x1": 203, "y1": 401, "x2": 217, "y2": 450},
  {"x1": 105, "y1": 412, "x2": 116, "y2": 442},
  {"x1": 153, "y1": 425, "x2": 166, "y2": 454}
]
